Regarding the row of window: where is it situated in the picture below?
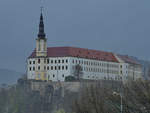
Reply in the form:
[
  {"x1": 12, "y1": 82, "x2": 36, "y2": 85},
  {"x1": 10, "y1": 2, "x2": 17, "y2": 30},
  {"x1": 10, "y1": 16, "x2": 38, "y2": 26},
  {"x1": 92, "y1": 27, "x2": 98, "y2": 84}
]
[
  {"x1": 35, "y1": 74, "x2": 65, "y2": 79},
  {"x1": 29, "y1": 59, "x2": 68, "y2": 64},
  {"x1": 72, "y1": 66, "x2": 119, "y2": 74},
  {"x1": 47, "y1": 59, "x2": 68, "y2": 64},
  {"x1": 86, "y1": 76, "x2": 122, "y2": 80},
  {"x1": 72, "y1": 59, "x2": 119, "y2": 68},
  {"x1": 47, "y1": 74, "x2": 65, "y2": 78},
  {"x1": 103, "y1": 76, "x2": 122, "y2": 81},
  {"x1": 29, "y1": 65, "x2": 118, "y2": 74},
  {"x1": 47, "y1": 66, "x2": 68, "y2": 70},
  {"x1": 29, "y1": 59, "x2": 119, "y2": 69},
  {"x1": 32, "y1": 73, "x2": 122, "y2": 81},
  {"x1": 29, "y1": 66, "x2": 68, "y2": 71}
]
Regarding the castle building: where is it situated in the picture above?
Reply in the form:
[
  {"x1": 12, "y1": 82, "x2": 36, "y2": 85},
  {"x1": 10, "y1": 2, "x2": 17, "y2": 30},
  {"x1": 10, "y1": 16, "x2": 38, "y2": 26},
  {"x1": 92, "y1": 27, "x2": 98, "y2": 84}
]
[{"x1": 27, "y1": 12, "x2": 142, "y2": 82}]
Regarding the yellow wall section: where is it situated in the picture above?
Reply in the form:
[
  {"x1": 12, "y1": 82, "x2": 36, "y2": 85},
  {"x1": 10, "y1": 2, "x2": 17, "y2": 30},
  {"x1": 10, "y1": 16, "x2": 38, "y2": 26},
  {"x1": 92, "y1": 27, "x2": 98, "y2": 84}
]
[
  {"x1": 35, "y1": 72, "x2": 39, "y2": 80},
  {"x1": 35, "y1": 71, "x2": 46, "y2": 81},
  {"x1": 36, "y1": 52, "x2": 47, "y2": 57},
  {"x1": 41, "y1": 72, "x2": 46, "y2": 81}
]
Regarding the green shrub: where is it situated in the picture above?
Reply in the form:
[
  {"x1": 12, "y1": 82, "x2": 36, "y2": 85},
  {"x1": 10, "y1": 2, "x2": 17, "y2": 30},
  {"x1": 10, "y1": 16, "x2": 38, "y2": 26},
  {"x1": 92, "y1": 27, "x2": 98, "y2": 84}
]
[{"x1": 65, "y1": 76, "x2": 76, "y2": 82}]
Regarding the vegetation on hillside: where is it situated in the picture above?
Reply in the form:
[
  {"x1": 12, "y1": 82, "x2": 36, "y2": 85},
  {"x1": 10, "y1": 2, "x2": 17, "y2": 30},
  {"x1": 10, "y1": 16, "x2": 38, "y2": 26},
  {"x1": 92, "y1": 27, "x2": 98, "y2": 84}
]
[
  {"x1": 0, "y1": 79, "x2": 150, "y2": 113},
  {"x1": 72, "y1": 80, "x2": 150, "y2": 113}
]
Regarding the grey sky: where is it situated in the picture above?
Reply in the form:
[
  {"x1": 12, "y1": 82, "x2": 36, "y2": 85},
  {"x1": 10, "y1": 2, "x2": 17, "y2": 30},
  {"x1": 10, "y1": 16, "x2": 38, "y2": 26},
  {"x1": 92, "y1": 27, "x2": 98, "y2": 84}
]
[{"x1": 0, "y1": 0, "x2": 150, "y2": 72}]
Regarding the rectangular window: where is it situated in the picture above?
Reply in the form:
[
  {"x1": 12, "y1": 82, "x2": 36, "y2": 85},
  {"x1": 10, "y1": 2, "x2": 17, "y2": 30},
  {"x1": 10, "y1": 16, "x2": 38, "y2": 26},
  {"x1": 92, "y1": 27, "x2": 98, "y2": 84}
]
[
  {"x1": 72, "y1": 60, "x2": 74, "y2": 64},
  {"x1": 62, "y1": 66, "x2": 64, "y2": 70},
  {"x1": 47, "y1": 66, "x2": 49, "y2": 70},
  {"x1": 33, "y1": 61, "x2": 35, "y2": 64},
  {"x1": 38, "y1": 59, "x2": 40, "y2": 64},
  {"x1": 44, "y1": 59, "x2": 46, "y2": 63},
  {"x1": 29, "y1": 61, "x2": 32, "y2": 64},
  {"x1": 55, "y1": 60, "x2": 57, "y2": 64},
  {"x1": 38, "y1": 66, "x2": 40, "y2": 70},
  {"x1": 58, "y1": 60, "x2": 61, "y2": 63},
  {"x1": 58, "y1": 66, "x2": 61, "y2": 70},
  {"x1": 62, "y1": 60, "x2": 64, "y2": 63},
  {"x1": 47, "y1": 59, "x2": 49, "y2": 64},
  {"x1": 120, "y1": 70, "x2": 123, "y2": 74},
  {"x1": 66, "y1": 59, "x2": 68, "y2": 63},
  {"x1": 66, "y1": 66, "x2": 68, "y2": 70},
  {"x1": 62, "y1": 74, "x2": 64, "y2": 78}
]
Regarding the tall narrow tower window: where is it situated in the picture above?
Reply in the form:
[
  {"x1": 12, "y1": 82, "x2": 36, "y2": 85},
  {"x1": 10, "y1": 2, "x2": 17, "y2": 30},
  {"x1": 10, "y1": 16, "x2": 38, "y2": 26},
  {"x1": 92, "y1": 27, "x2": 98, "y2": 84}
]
[
  {"x1": 38, "y1": 66, "x2": 40, "y2": 70},
  {"x1": 38, "y1": 42, "x2": 41, "y2": 51},
  {"x1": 38, "y1": 59, "x2": 40, "y2": 64}
]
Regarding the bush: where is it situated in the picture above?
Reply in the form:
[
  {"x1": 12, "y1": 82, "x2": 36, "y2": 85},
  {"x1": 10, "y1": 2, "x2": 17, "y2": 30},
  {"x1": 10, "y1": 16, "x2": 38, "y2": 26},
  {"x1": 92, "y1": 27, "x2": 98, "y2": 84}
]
[
  {"x1": 54, "y1": 109, "x2": 66, "y2": 113},
  {"x1": 65, "y1": 76, "x2": 76, "y2": 82}
]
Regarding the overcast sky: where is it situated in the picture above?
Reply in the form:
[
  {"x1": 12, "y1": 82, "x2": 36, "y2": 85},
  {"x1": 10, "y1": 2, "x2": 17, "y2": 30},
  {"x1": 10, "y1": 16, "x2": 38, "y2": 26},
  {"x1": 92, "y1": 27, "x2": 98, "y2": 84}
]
[{"x1": 0, "y1": 0, "x2": 150, "y2": 72}]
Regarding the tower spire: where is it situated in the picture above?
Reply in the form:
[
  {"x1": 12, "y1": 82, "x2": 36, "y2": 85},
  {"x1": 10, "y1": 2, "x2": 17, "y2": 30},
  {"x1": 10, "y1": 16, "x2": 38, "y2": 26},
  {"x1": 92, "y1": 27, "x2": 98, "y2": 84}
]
[{"x1": 38, "y1": 7, "x2": 46, "y2": 38}]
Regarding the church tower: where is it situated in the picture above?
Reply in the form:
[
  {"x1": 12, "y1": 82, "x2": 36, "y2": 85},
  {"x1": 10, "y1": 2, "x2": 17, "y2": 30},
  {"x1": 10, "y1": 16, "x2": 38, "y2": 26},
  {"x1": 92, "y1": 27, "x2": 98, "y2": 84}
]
[
  {"x1": 36, "y1": 11, "x2": 47, "y2": 57},
  {"x1": 34, "y1": 10, "x2": 47, "y2": 81}
]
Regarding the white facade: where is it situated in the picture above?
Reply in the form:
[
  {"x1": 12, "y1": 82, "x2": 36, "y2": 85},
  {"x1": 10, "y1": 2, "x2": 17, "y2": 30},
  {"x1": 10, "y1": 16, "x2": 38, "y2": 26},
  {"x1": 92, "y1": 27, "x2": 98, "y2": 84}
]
[
  {"x1": 27, "y1": 55, "x2": 142, "y2": 82},
  {"x1": 115, "y1": 55, "x2": 142, "y2": 82},
  {"x1": 27, "y1": 56, "x2": 124, "y2": 82}
]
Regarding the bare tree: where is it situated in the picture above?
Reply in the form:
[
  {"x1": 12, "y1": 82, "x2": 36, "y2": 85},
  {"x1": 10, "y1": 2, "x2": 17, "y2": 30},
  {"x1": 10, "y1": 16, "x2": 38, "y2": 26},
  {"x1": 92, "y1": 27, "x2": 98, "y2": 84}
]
[
  {"x1": 73, "y1": 64, "x2": 83, "y2": 80},
  {"x1": 72, "y1": 82, "x2": 116, "y2": 113},
  {"x1": 72, "y1": 80, "x2": 150, "y2": 113}
]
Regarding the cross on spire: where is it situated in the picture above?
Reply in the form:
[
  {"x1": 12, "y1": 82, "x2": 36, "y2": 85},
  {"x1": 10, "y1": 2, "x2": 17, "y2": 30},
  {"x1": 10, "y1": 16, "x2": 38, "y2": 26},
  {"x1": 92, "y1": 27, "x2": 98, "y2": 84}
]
[{"x1": 40, "y1": 6, "x2": 44, "y2": 14}]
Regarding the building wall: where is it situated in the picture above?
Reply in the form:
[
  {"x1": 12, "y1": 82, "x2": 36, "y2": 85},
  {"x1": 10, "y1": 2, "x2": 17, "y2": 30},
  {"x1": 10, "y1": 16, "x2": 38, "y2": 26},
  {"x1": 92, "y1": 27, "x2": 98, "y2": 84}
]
[
  {"x1": 27, "y1": 57, "x2": 71, "y2": 81},
  {"x1": 114, "y1": 54, "x2": 142, "y2": 82},
  {"x1": 27, "y1": 57, "x2": 124, "y2": 82},
  {"x1": 69, "y1": 57, "x2": 120, "y2": 80},
  {"x1": 128, "y1": 64, "x2": 142, "y2": 80},
  {"x1": 36, "y1": 39, "x2": 47, "y2": 57}
]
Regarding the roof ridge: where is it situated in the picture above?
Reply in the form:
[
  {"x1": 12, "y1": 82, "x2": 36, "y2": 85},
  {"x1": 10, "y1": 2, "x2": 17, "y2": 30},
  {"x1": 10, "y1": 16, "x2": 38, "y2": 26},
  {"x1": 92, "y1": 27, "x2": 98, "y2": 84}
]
[
  {"x1": 47, "y1": 46, "x2": 112, "y2": 54},
  {"x1": 28, "y1": 46, "x2": 119, "y2": 63}
]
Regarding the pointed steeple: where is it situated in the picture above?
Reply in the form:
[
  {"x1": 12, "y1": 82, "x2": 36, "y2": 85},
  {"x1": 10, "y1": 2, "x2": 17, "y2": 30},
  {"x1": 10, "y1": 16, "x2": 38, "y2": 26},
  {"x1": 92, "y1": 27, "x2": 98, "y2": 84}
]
[
  {"x1": 38, "y1": 8, "x2": 46, "y2": 38},
  {"x1": 36, "y1": 7, "x2": 47, "y2": 57}
]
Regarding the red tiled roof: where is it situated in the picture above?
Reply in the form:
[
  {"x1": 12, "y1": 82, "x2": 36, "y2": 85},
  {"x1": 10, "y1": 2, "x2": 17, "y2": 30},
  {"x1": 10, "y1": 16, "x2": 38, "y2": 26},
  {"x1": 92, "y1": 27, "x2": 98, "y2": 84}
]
[
  {"x1": 117, "y1": 55, "x2": 140, "y2": 65},
  {"x1": 29, "y1": 47, "x2": 119, "y2": 62}
]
